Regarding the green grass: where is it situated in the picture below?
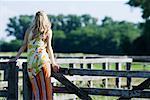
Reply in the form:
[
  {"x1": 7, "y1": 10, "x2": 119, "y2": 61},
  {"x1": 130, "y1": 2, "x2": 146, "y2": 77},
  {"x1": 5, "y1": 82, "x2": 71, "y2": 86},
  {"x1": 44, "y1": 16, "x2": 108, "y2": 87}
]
[
  {"x1": 0, "y1": 52, "x2": 27, "y2": 57},
  {"x1": 92, "y1": 63, "x2": 150, "y2": 71}
]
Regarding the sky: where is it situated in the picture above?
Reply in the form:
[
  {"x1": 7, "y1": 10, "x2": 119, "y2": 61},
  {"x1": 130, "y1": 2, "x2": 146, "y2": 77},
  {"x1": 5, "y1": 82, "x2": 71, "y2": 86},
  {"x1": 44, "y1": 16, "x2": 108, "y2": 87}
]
[{"x1": 0, "y1": 0, "x2": 143, "y2": 41}]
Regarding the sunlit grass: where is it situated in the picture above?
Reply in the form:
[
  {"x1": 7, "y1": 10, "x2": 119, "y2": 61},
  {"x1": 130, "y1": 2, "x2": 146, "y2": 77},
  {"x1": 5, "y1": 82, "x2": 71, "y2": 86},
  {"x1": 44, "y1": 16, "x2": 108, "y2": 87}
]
[{"x1": 0, "y1": 52, "x2": 27, "y2": 57}]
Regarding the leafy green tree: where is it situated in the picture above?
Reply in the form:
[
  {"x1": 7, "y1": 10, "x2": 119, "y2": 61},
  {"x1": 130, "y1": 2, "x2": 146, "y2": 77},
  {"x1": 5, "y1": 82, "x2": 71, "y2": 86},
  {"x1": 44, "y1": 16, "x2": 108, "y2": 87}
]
[
  {"x1": 53, "y1": 30, "x2": 67, "y2": 52},
  {"x1": 128, "y1": 0, "x2": 150, "y2": 19},
  {"x1": 6, "y1": 15, "x2": 33, "y2": 40},
  {"x1": 0, "y1": 40, "x2": 22, "y2": 52},
  {"x1": 4, "y1": 14, "x2": 141, "y2": 54},
  {"x1": 6, "y1": 14, "x2": 97, "y2": 40},
  {"x1": 66, "y1": 25, "x2": 101, "y2": 53},
  {"x1": 128, "y1": 0, "x2": 150, "y2": 55},
  {"x1": 100, "y1": 17, "x2": 141, "y2": 54}
]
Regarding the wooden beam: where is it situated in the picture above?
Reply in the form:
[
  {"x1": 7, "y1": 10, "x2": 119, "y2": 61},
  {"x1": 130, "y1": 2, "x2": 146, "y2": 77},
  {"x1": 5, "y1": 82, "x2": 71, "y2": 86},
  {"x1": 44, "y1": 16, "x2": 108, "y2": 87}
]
[
  {"x1": 56, "y1": 58, "x2": 133, "y2": 64},
  {"x1": 102, "y1": 63, "x2": 108, "y2": 88},
  {"x1": 126, "y1": 63, "x2": 132, "y2": 89},
  {"x1": 0, "y1": 81, "x2": 7, "y2": 89},
  {"x1": 0, "y1": 57, "x2": 133, "y2": 63},
  {"x1": 0, "y1": 90, "x2": 7, "y2": 97},
  {"x1": 119, "y1": 78, "x2": 150, "y2": 99},
  {"x1": 22, "y1": 62, "x2": 32, "y2": 100},
  {"x1": 52, "y1": 72, "x2": 92, "y2": 100},
  {"x1": 115, "y1": 63, "x2": 122, "y2": 88},
  {"x1": 53, "y1": 86, "x2": 150, "y2": 98},
  {"x1": 60, "y1": 68, "x2": 150, "y2": 78},
  {"x1": 0, "y1": 62, "x2": 7, "y2": 70},
  {"x1": 7, "y1": 62, "x2": 18, "y2": 100}
]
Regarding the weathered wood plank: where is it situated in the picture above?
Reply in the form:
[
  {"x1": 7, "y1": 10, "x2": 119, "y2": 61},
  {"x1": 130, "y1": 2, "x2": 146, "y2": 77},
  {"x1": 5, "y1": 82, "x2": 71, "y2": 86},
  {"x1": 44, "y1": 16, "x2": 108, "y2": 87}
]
[
  {"x1": 60, "y1": 68, "x2": 150, "y2": 78},
  {"x1": 115, "y1": 63, "x2": 122, "y2": 88},
  {"x1": 119, "y1": 78, "x2": 150, "y2": 99},
  {"x1": 0, "y1": 90, "x2": 7, "y2": 97},
  {"x1": 51, "y1": 76, "x2": 107, "y2": 83},
  {"x1": 22, "y1": 62, "x2": 32, "y2": 100},
  {"x1": 52, "y1": 72, "x2": 92, "y2": 100},
  {"x1": 4, "y1": 64, "x2": 9, "y2": 81},
  {"x1": 7, "y1": 62, "x2": 18, "y2": 100},
  {"x1": 126, "y1": 63, "x2": 132, "y2": 89},
  {"x1": 0, "y1": 81, "x2": 8, "y2": 89},
  {"x1": 102, "y1": 63, "x2": 108, "y2": 88},
  {"x1": 0, "y1": 58, "x2": 133, "y2": 63},
  {"x1": 0, "y1": 63, "x2": 7, "y2": 70},
  {"x1": 53, "y1": 86, "x2": 150, "y2": 98},
  {"x1": 87, "y1": 63, "x2": 93, "y2": 87},
  {"x1": 56, "y1": 58, "x2": 133, "y2": 64},
  {"x1": 1, "y1": 55, "x2": 150, "y2": 62}
]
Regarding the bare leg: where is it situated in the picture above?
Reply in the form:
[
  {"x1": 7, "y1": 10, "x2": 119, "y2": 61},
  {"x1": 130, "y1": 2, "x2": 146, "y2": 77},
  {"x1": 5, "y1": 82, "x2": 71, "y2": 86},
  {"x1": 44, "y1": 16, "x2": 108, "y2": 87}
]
[{"x1": 42, "y1": 62, "x2": 53, "y2": 100}]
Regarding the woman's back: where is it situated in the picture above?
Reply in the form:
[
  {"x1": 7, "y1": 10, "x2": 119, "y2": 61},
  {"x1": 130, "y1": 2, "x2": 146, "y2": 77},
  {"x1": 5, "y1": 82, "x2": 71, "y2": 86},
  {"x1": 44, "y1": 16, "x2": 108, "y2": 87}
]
[
  {"x1": 28, "y1": 30, "x2": 47, "y2": 49},
  {"x1": 27, "y1": 30, "x2": 50, "y2": 76}
]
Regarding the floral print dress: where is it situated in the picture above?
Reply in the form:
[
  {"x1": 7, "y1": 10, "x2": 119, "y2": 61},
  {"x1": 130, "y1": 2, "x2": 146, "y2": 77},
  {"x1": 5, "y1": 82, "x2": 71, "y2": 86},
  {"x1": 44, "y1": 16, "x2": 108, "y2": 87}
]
[
  {"x1": 27, "y1": 32, "x2": 50, "y2": 79},
  {"x1": 27, "y1": 31, "x2": 53, "y2": 100}
]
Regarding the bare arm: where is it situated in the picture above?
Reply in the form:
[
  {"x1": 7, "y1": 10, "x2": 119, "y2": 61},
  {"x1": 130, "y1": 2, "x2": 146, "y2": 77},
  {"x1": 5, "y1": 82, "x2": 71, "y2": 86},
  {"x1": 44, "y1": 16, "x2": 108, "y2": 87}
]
[
  {"x1": 14, "y1": 29, "x2": 29, "y2": 60},
  {"x1": 46, "y1": 30, "x2": 56, "y2": 65},
  {"x1": 46, "y1": 30, "x2": 60, "y2": 72}
]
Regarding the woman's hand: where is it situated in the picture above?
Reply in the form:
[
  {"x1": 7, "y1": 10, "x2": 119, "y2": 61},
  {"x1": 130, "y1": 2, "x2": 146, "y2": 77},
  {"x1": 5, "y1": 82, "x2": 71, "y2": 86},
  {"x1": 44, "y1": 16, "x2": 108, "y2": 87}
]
[{"x1": 52, "y1": 63, "x2": 60, "y2": 73}]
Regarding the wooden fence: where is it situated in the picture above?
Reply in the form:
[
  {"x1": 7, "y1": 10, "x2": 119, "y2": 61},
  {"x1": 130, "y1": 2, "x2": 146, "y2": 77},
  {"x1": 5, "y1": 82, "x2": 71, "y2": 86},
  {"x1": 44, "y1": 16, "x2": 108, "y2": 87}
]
[{"x1": 0, "y1": 57, "x2": 150, "y2": 100}]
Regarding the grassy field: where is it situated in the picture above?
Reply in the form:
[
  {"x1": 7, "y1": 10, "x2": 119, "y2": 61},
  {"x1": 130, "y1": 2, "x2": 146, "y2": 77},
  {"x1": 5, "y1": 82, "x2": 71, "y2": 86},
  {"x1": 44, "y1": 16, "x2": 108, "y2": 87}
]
[{"x1": 0, "y1": 52, "x2": 27, "y2": 57}]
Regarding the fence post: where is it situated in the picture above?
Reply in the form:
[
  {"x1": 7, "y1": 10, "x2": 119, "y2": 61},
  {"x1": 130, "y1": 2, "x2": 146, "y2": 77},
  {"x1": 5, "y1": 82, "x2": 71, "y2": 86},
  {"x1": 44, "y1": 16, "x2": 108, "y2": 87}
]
[
  {"x1": 4, "y1": 67, "x2": 9, "y2": 81},
  {"x1": 126, "y1": 63, "x2": 132, "y2": 89},
  {"x1": 79, "y1": 63, "x2": 84, "y2": 85},
  {"x1": 8, "y1": 62, "x2": 18, "y2": 100},
  {"x1": 69, "y1": 63, "x2": 77, "y2": 100},
  {"x1": 115, "y1": 63, "x2": 122, "y2": 88},
  {"x1": 102, "y1": 63, "x2": 108, "y2": 88},
  {"x1": 22, "y1": 62, "x2": 32, "y2": 100},
  {"x1": 69, "y1": 63, "x2": 76, "y2": 77},
  {"x1": 87, "y1": 63, "x2": 93, "y2": 87}
]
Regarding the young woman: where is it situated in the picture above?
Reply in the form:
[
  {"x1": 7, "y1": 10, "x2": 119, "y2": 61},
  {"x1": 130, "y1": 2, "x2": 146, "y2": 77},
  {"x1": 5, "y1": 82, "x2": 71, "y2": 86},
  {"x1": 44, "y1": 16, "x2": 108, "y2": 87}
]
[{"x1": 9, "y1": 11, "x2": 59, "y2": 100}]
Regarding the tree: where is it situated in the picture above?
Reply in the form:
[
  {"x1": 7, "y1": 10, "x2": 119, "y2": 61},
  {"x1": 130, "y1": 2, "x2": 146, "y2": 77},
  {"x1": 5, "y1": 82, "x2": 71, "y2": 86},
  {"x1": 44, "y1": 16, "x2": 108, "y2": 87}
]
[
  {"x1": 0, "y1": 40, "x2": 22, "y2": 52},
  {"x1": 128, "y1": 0, "x2": 150, "y2": 19},
  {"x1": 6, "y1": 14, "x2": 97, "y2": 40},
  {"x1": 6, "y1": 15, "x2": 33, "y2": 40},
  {"x1": 100, "y1": 17, "x2": 141, "y2": 54},
  {"x1": 128, "y1": 0, "x2": 150, "y2": 55},
  {"x1": 4, "y1": 14, "x2": 140, "y2": 54}
]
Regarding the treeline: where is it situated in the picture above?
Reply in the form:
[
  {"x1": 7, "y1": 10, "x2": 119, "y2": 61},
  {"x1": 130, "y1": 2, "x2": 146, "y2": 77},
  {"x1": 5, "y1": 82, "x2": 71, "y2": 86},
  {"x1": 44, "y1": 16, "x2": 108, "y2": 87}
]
[{"x1": 0, "y1": 14, "x2": 144, "y2": 55}]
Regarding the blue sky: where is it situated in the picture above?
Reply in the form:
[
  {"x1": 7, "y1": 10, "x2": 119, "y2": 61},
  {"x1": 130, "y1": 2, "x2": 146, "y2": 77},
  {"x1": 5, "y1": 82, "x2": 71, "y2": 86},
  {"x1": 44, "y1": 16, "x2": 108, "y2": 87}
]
[{"x1": 0, "y1": 0, "x2": 143, "y2": 41}]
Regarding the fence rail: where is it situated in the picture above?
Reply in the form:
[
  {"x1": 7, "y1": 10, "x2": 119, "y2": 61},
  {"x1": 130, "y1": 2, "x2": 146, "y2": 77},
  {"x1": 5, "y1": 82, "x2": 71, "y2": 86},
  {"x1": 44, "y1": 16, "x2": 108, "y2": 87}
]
[
  {"x1": 0, "y1": 57, "x2": 150, "y2": 100},
  {"x1": 1, "y1": 55, "x2": 150, "y2": 62},
  {"x1": 53, "y1": 86, "x2": 150, "y2": 98}
]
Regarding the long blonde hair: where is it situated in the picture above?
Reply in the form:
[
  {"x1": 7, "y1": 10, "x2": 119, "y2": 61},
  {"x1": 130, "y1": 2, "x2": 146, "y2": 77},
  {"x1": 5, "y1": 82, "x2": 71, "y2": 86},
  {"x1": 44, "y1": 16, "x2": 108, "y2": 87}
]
[{"x1": 30, "y1": 11, "x2": 51, "y2": 40}]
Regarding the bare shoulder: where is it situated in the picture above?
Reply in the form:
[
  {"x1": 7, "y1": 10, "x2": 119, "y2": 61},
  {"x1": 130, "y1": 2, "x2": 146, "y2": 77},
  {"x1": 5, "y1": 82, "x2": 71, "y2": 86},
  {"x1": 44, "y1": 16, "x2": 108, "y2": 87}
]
[{"x1": 47, "y1": 29, "x2": 52, "y2": 38}]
